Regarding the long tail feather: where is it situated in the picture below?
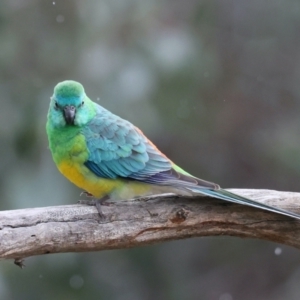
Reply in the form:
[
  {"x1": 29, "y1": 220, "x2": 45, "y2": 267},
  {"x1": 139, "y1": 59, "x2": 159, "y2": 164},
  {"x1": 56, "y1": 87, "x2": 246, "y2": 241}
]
[{"x1": 188, "y1": 187, "x2": 300, "y2": 220}]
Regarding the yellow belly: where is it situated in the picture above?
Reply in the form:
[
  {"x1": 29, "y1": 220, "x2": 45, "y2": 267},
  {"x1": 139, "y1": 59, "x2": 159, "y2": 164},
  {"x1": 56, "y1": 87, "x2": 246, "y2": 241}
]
[
  {"x1": 57, "y1": 160, "x2": 176, "y2": 200},
  {"x1": 58, "y1": 160, "x2": 117, "y2": 198}
]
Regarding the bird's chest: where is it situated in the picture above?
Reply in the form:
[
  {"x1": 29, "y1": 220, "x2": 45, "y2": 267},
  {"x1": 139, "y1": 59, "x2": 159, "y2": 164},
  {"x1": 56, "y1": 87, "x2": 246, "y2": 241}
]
[
  {"x1": 49, "y1": 129, "x2": 89, "y2": 176},
  {"x1": 51, "y1": 131, "x2": 87, "y2": 162},
  {"x1": 59, "y1": 140, "x2": 97, "y2": 194}
]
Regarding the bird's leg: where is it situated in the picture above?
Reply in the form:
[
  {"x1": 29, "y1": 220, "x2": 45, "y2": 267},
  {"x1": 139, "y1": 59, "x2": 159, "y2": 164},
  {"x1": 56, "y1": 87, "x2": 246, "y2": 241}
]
[{"x1": 78, "y1": 195, "x2": 110, "y2": 219}]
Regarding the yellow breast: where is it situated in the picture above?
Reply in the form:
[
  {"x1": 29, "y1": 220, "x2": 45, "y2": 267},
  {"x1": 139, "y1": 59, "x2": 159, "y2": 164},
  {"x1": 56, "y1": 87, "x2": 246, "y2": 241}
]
[{"x1": 52, "y1": 133, "x2": 115, "y2": 198}]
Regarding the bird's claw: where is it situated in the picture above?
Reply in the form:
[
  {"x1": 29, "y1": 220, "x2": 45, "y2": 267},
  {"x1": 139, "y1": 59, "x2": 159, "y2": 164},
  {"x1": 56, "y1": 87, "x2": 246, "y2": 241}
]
[
  {"x1": 14, "y1": 258, "x2": 25, "y2": 269},
  {"x1": 78, "y1": 196, "x2": 110, "y2": 219}
]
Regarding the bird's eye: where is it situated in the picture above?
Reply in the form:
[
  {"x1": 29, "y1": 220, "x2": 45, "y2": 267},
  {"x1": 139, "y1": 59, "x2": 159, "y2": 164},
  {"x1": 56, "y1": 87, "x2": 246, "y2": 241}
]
[
  {"x1": 54, "y1": 101, "x2": 59, "y2": 109},
  {"x1": 81, "y1": 101, "x2": 84, "y2": 106}
]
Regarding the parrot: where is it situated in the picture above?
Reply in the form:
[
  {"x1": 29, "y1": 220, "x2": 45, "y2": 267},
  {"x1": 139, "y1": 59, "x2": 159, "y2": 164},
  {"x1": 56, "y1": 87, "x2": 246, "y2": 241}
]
[{"x1": 46, "y1": 80, "x2": 300, "y2": 220}]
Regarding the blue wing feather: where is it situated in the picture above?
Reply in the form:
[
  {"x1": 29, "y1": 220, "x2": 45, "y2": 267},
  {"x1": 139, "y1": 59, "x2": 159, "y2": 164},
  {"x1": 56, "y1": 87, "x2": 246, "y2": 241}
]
[
  {"x1": 82, "y1": 103, "x2": 172, "y2": 181},
  {"x1": 84, "y1": 161, "x2": 117, "y2": 178}
]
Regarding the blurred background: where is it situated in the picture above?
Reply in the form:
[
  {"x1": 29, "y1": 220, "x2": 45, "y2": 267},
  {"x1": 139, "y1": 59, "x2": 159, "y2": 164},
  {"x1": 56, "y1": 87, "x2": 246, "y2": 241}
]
[{"x1": 1, "y1": 0, "x2": 300, "y2": 299}]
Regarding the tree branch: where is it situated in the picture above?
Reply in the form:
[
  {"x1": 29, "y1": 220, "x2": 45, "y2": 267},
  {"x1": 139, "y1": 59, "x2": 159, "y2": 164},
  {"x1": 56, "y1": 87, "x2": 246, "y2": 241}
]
[{"x1": 1, "y1": 189, "x2": 300, "y2": 264}]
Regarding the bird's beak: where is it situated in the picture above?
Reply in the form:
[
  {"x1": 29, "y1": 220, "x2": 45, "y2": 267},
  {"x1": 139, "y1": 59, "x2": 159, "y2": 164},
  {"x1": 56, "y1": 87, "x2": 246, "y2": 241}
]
[{"x1": 63, "y1": 105, "x2": 76, "y2": 125}]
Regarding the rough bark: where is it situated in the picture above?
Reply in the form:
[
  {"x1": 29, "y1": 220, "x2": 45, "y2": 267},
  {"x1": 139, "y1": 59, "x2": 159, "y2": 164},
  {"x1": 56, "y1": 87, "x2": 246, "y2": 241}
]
[{"x1": 1, "y1": 189, "x2": 300, "y2": 265}]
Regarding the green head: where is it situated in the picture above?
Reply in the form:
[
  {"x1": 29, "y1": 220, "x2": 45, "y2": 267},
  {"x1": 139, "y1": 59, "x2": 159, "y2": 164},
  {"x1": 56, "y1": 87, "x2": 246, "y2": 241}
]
[{"x1": 48, "y1": 80, "x2": 95, "y2": 128}]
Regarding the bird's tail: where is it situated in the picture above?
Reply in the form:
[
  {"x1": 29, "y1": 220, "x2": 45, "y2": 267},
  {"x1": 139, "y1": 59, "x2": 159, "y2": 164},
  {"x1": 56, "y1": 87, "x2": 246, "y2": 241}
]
[{"x1": 188, "y1": 186, "x2": 300, "y2": 220}]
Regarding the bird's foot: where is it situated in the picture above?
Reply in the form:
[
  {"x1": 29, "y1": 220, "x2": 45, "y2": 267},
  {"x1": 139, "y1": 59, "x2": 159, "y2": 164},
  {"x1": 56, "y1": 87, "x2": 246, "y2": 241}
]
[
  {"x1": 78, "y1": 195, "x2": 110, "y2": 219},
  {"x1": 14, "y1": 258, "x2": 25, "y2": 269}
]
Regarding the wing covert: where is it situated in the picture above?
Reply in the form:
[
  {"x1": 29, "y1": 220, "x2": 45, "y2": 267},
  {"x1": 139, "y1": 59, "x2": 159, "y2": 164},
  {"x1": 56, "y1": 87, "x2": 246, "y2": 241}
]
[{"x1": 82, "y1": 104, "x2": 172, "y2": 180}]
